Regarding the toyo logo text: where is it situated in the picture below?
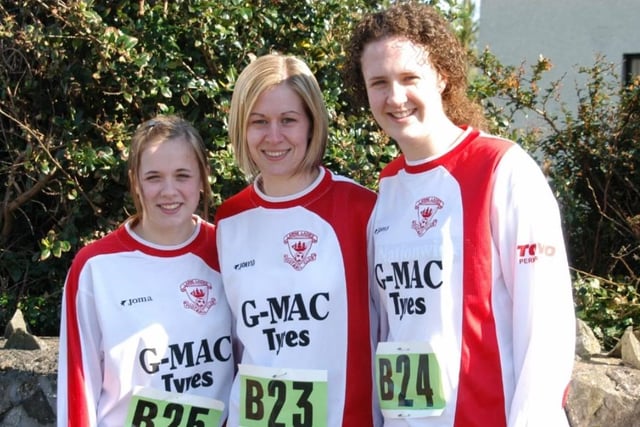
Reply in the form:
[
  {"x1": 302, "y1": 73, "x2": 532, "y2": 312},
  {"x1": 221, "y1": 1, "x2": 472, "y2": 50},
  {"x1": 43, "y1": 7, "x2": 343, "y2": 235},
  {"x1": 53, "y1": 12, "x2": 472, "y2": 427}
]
[{"x1": 517, "y1": 243, "x2": 556, "y2": 264}]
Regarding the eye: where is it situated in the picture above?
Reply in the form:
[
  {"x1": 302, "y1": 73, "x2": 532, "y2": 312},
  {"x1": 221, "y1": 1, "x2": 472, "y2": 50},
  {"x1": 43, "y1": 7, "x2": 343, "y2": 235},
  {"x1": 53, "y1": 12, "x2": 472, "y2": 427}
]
[
  {"x1": 282, "y1": 117, "x2": 297, "y2": 124},
  {"x1": 368, "y1": 79, "x2": 387, "y2": 88}
]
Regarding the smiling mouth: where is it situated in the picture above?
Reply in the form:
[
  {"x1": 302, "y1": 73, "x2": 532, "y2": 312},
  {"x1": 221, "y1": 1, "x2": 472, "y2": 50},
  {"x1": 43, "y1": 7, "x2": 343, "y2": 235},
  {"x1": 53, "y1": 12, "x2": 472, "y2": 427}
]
[
  {"x1": 160, "y1": 203, "x2": 181, "y2": 210},
  {"x1": 389, "y1": 109, "x2": 415, "y2": 119},
  {"x1": 263, "y1": 149, "x2": 289, "y2": 159}
]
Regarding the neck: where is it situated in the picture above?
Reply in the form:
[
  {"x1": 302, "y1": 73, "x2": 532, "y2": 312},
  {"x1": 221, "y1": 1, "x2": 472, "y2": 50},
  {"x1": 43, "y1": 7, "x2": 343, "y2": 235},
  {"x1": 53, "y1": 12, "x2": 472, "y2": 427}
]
[
  {"x1": 259, "y1": 167, "x2": 320, "y2": 197},
  {"x1": 132, "y1": 216, "x2": 197, "y2": 246},
  {"x1": 402, "y1": 122, "x2": 464, "y2": 161}
]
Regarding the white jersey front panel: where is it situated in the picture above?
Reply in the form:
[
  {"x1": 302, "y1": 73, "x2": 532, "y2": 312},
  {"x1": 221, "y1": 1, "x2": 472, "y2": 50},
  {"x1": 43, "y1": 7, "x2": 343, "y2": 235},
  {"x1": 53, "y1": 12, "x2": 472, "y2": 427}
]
[
  {"x1": 216, "y1": 167, "x2": 379, "y2": 427},
  {"x1": 86, "y1": 250, "x2": 232, "y2": 401},
  {"x1": 373, "y1": 165, "x2": 464, "y2": 426},
  {"x1": 218, "y1": 205, "x2": 348, "y2": 426},
  {"x1": 57, "y1": 220, "x2": 234, "y2": 427}
]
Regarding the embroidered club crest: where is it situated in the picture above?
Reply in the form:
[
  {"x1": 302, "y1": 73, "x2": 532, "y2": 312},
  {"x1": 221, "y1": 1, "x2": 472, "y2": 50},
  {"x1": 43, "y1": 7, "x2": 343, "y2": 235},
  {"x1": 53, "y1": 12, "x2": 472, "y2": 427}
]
[
  {"x1": 283, "y1": 230, "x2": 318, "y2": 271},
  {"x1": 180, "y1": 279, "x2": 217, "y2": 314},
  {"x1": 412, "y1": 196, "x2": 444, "y2": 237}
]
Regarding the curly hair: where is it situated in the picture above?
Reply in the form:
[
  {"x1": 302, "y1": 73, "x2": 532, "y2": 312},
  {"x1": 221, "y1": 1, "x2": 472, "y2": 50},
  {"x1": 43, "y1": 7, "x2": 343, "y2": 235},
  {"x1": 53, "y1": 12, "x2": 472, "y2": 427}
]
[{"x1": 343, "y1": 1, "x2": 486, "y2": 130}]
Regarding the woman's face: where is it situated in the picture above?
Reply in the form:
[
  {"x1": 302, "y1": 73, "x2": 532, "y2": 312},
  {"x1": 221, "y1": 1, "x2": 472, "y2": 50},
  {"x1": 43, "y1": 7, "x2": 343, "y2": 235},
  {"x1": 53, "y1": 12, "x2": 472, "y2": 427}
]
[
  {"x1": 246, "y1": 83, "x2": 312, "y2": 195},
  {"x1": 134, "y1": 137, "x2": 202, "y2": 245},
  {"x1": 360, "y1": 36, "x2": 449, "y2": 157}
]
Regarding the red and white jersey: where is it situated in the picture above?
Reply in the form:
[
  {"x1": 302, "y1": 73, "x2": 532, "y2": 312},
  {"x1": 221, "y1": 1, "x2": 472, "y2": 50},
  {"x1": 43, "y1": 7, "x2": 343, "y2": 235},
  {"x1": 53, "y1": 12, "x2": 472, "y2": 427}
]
[
  {"x1": 57, "y1": 217, "x2": 234, "y2": 427},
  {"x1": 215, "y1": 167, "x2": 380, "y2": 427},
  {"x1": 371, "y1": 128, "x2": 575, "y2": 427}
]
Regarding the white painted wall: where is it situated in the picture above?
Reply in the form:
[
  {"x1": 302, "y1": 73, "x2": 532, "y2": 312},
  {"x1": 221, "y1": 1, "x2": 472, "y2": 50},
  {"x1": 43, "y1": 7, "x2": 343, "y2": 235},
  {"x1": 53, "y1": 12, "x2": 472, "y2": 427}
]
[{"x1": 477, "y1": 0, "x2": 640, "y2": 128}]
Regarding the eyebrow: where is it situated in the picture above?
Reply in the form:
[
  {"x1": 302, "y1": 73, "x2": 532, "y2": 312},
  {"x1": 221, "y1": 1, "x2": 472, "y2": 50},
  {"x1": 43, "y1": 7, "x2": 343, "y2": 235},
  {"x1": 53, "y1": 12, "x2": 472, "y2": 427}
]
[
  {"x1": 366, "y1": 69, "x2": 422, "y2": 80},
  {"x1": 249, "y1": 110, "x2": 302, "y2": 117},
  {"x1": 365, "y1": 75, "x2": 386, "y2": 82},
  {"x1": 142, "y1": 167, "x2": 193, "y2": 176}
]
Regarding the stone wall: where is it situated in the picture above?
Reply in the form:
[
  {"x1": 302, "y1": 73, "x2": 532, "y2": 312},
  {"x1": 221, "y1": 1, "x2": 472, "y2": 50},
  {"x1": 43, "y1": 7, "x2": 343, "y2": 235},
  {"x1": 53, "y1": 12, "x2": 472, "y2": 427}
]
[
  {"x1": 0, "y1": 337, "x2": 57, "y2": 427},
  {"x1": 568, "y1": 356, "x2": 640, "y2": 427},
  {"x1": 1, "y1": 337, "x2": 640, "y2": 426}
]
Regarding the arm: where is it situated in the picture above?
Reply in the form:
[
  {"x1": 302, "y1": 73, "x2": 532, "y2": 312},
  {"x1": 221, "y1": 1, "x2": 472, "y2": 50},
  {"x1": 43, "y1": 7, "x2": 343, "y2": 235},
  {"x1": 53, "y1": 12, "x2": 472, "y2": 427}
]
[
  {"x1": 367, "y1": 201, "x2": 385, "y2": 427},
  {"x1": 367, "y1": 202, "x2": 386, "y2": 343},
  {"x1": 57, "y1": 258, "x2": 103, "y2": 427},
  {"x1": 491, "y1": 147, "x2": 575, "y2": 426}
]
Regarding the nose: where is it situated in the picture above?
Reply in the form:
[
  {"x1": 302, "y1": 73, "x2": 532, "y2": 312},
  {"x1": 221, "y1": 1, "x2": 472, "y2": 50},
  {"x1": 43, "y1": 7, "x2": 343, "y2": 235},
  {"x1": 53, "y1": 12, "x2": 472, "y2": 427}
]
[
  {"x1": 388, "y1": 81, "x2": 408, "y2": 105},
  {"x1": 266, "y1": 122, "x2": 283, "y2": 143},
  {"x1": 160, "y1": 177, "x2": 178, "y2": 196}
]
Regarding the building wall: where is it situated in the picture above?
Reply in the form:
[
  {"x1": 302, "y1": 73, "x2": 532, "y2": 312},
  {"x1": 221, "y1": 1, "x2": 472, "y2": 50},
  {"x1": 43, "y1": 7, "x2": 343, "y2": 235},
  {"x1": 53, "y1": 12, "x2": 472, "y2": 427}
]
[{"x1": 477, "y1": 0, "x2": 640, "y2": 127}]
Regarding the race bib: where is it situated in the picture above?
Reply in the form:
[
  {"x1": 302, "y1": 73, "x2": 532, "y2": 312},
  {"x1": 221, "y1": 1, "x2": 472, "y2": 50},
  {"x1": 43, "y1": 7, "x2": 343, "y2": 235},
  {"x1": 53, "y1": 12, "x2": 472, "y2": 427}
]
[
  {"x1": 376, "y1": 342, "x2": 446, "y2": 418},
  {"x1": 239, "y1": 364, "x2": 328, "y2": 427},
  {"x1": 125, "y1": 387, "x2": 224, "y2": 427}
]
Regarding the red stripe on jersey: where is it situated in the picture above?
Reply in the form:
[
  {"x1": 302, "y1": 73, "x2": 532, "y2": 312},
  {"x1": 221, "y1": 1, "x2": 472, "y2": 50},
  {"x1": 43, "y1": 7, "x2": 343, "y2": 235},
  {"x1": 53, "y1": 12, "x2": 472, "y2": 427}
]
[
  {"x1": 63, "y1": 230, "x2": 125, "y2": 426},
  {"x1": 442, "y1": 130, "x2": 512, "y2": 427},
  {"x1": 63, "y1": 270, "x2": 90, "y2": 426},
  {"x1": 309, "y1": 176, "x2": 377, "y2": 426}
]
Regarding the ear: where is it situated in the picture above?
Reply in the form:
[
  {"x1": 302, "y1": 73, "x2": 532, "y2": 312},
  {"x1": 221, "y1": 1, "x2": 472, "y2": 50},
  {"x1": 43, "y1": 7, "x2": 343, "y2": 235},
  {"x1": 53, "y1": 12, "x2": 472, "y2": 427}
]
[{"x1": 437, "y1": 77, "x2": 447, "y2": 94}]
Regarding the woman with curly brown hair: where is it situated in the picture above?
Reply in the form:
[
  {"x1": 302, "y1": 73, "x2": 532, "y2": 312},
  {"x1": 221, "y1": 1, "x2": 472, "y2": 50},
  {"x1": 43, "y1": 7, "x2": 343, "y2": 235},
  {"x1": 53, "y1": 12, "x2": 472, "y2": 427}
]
[{"x1": 344, "y1": 3, "x2": 575, "y2": 426}]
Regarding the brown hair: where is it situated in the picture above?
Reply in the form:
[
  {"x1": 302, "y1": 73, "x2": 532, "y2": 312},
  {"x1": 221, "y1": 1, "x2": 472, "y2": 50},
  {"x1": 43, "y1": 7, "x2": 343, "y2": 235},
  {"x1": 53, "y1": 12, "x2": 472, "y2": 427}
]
[
  {"x1": 127, "y1": 115, "x2": 210, "y2": 224},
  {"x1": 343, "y1": 1, "x2": 487, "y2": 130}
]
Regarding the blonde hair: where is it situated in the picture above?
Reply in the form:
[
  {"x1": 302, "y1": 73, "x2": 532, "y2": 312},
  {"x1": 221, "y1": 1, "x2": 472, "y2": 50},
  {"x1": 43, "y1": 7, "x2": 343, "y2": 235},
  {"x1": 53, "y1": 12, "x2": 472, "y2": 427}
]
[
  {"x1": 127, "y1": 115, "x2": 210, "y2": 223},
  {"x1": 228, "y1": 54, "x2": 329, "y2": 179}
]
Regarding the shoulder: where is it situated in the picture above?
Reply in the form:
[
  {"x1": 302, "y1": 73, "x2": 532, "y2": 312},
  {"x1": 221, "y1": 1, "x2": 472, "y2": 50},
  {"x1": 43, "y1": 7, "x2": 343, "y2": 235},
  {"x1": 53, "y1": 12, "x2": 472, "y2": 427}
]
[
  {"x1": 74, "y1": 227, "x2": 126, "y2": 261},
  {"x1": 379, "y1": 156, "x2": 406, "y2": 179},
  {"x1": 189, "y1": 218, "x2": 220, "y2": 269},
  {"x1": 326, "y1": 169, "x2": 377, "y2": 206},
  {"x1": 195, "y1": 217, "x2": 217, "y2": 245},
  {"x1": 466, "y1": 130, "x2": 516, "y2": 158},
  {"x1": 328, "y1": 169, "x2": 375, "y2": 194},
  {"x1": 447, "y1": 130, "x2": 520, "y2": 178},
  {"x1": 199, "y1": 218, "x2": 216, "y2": 234},
  {"x1": 467, "y1": 130, "x2": 544, "y2": 175},
  {"x1": 67, "y1": 226, "x2": 128, "y2": 276},
  {"x1": 214, "y1": 185, "x2": 254, "y2": 221}
]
